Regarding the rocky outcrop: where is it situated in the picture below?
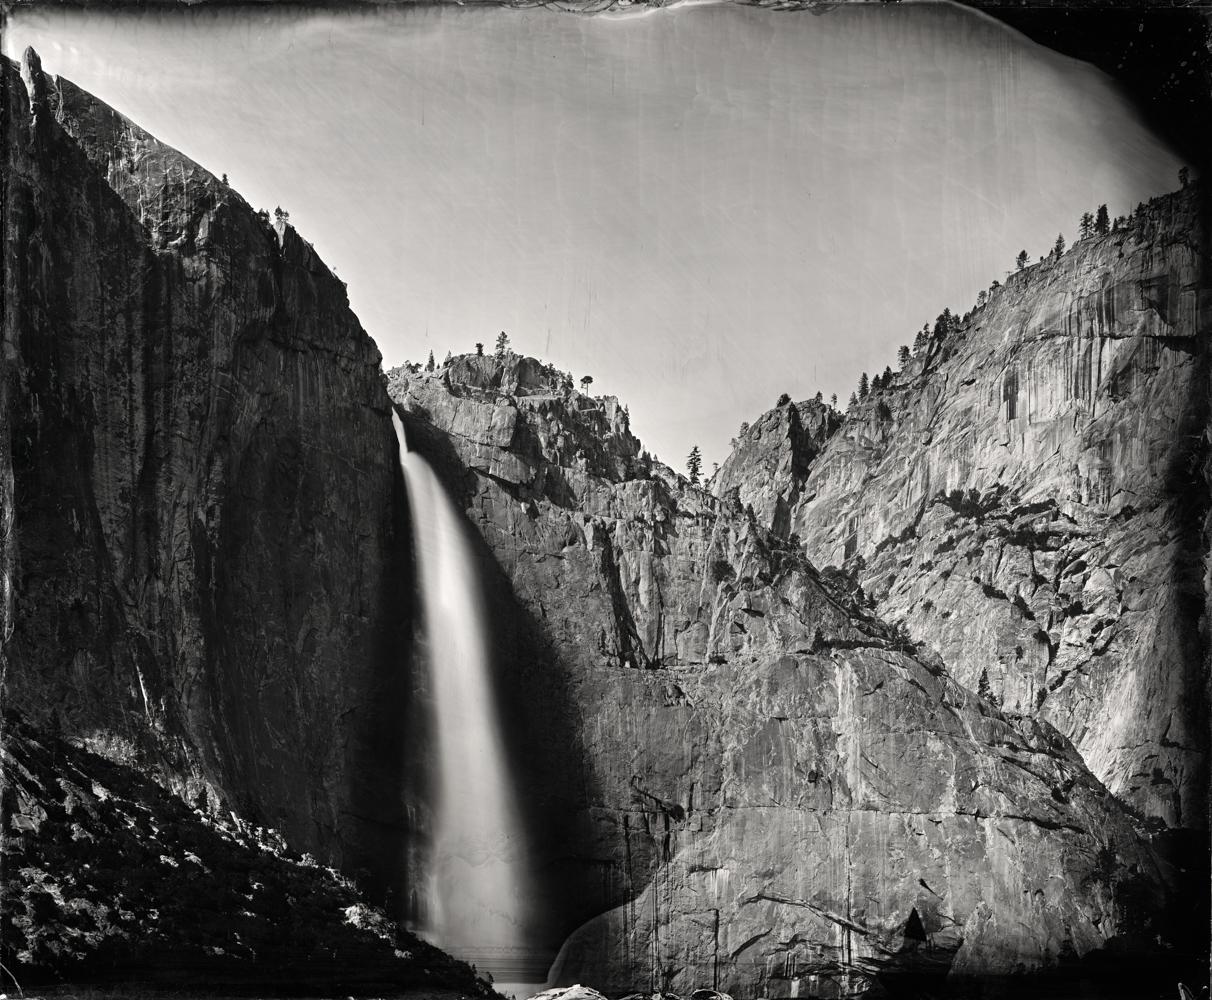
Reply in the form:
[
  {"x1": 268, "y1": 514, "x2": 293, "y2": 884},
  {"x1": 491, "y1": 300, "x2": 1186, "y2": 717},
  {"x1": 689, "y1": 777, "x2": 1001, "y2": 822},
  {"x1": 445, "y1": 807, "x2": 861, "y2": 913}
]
[
  {"x1": 389, "y1": 354, "x2": 1186, "y2": 995},
  {"x1": 0, "y1": 717, "x2": 493, "y2": 995},
  {"x1": 712, "y1": 399, "x2": 840, "y2": 537},
  {"x1": 791, "y1": 187, "x2": 1207, "y2": 831},
  {"x1": 1, "y1": 50, "x2": 414, "y2": 891}
]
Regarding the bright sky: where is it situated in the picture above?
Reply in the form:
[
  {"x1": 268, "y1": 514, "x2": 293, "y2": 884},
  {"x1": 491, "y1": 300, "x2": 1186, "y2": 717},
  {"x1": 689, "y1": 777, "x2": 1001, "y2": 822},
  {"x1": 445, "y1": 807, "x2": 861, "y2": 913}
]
[{"x1": 4, "y1": 3, "x2": 1185, "y2": 469}]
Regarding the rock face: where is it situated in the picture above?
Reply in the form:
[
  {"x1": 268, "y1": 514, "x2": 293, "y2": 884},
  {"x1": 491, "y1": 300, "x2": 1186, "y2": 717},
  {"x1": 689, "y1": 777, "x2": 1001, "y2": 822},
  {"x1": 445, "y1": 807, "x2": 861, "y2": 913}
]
[
  {"x1": 2, "y1": 51, "x2": 413, "y2": 885},
  {"x1": 389, "y1": 354, "x2": 1184, "y2": 995},
  {"x1": 712, "y1": 399, "x2": 840, "y2": 536},
  {"x1": 791, "y1": 188, "x2": 1207, "y2": 831}
]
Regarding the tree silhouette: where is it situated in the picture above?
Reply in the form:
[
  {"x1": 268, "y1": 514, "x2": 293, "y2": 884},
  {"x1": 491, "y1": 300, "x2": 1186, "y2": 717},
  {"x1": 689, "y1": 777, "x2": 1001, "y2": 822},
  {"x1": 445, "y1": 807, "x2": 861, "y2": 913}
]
[
  {"x1": 1094, "y1": 204, "x2": 1110, "y2": 235},
  {"x1": 976, "y1": 290, "x2": 987, "y2": 308},
  {"x1": 425, "y1": 350, "x2": 435, "y2": 372},
  {"x1": 897, "y1": 345, "x2": 910, "y2": 368},
  {"x1": 475, "y1": 342, "x2": 484, "y2": 356},
  {"x1": 830, "y1": 393, "x2": 838, "y2": 408},
  {"x1": 882, "y1": 365, "x2": 893, "y2": 385},
  {"x1": 687, "y1": 445, "x2": 703, "y2": 486},
  {"x1": 1053, "y1": 233, "x2": 1066, "y2": 257},
  {"x1": 1079, "y1": 212, "x2": 1094, "y2": 239},
  {"x1": 495, "y1": 331, "x2": 510, "y2": 357},
  {"x1": 777, "y1": 393, "x2": 791, "y2": 406},
  {"x1": 1015, "y1": 249, "x2": 1029, "y2": 270},
  {"x1": 580, "y1": 375, "x2": 594, "y2": 393},
  {"x1": 858, "y1": 372, "x2": 869, "y2": 399},
  {"x1": 848, "y1": 392, "x2": 858, "y2": 408}
]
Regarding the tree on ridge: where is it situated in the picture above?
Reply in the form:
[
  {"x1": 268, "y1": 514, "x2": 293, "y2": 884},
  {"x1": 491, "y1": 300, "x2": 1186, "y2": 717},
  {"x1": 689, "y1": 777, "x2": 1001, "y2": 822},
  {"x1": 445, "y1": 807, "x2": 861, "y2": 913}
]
[{"x1": 687, "y1": 445, "x2": 703, "y2": 486}]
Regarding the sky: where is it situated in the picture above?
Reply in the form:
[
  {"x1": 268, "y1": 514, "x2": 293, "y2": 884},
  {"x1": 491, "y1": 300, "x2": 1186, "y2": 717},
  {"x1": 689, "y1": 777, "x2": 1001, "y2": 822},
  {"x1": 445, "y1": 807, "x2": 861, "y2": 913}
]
[{"x1": 3, "y1": 3, "x2": 1186, "y2": 469}]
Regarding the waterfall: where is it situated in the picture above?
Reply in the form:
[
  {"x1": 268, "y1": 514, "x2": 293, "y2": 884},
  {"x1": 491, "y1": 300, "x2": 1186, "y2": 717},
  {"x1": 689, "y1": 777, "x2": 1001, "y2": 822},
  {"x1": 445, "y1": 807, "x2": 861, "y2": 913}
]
[{"x1": 393, "y1": 411, "x2": 531, "y2": 972}]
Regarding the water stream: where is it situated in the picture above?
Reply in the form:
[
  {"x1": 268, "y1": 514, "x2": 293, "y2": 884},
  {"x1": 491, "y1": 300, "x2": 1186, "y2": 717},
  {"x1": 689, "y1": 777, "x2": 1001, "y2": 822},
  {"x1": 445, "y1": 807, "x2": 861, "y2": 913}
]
[{"x1": 393, "y1": 412, "x2": 532, "y2": 983}]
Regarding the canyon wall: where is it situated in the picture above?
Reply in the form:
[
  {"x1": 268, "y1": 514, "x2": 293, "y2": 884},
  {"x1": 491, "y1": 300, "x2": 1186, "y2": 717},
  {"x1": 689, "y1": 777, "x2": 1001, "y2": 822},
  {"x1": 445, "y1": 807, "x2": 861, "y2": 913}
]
[
  {"x1": 1, "y1": 50, "x2": 412, "y2": 883},
  {"x1": 389, "y1": 354, "x2": 1186, "y2": 994},
  {"x1": 770, "y1": 188, "x2": 1207, "y2": 832}
]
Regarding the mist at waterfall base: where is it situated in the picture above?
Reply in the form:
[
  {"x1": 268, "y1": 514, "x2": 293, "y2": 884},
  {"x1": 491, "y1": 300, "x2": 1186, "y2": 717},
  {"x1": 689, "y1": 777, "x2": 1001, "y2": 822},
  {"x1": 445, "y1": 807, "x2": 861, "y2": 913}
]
[{"x1": 393, "y1": 412, "x2": 542, "y2": 996}]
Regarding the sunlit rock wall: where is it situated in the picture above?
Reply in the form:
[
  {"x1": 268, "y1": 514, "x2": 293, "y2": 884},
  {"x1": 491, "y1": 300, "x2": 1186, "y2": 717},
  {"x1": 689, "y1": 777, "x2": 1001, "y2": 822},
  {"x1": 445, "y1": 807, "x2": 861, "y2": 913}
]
[{"x1": 794, "y1": 188, "x2": 1207, "y2": 829}]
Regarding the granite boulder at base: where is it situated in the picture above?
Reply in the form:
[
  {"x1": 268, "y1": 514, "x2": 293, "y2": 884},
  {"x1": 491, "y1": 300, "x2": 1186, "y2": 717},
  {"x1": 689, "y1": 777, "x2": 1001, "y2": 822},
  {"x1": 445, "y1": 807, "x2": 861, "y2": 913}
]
[{"x1": 389, "y1": 353, "x2": 1189, "y2": 996}]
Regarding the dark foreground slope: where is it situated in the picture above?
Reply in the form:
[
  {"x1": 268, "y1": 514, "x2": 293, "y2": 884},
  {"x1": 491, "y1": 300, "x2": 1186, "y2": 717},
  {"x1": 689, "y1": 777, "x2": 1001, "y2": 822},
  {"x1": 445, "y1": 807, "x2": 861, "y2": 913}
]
[
  {"x1": 1, "y1": 718, "x2": 492, "y2": 996},
  {"x1": 389, "y1": 355, "x2": 1194, "y2": 997}
]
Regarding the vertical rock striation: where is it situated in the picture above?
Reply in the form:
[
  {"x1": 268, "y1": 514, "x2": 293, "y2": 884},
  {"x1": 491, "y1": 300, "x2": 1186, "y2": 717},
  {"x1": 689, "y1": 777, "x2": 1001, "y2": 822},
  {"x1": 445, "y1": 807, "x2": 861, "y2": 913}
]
[
  {"x1": 791, "y1": 188, "x2": 1207, "y2": 831},
  {"x1": 389, "y1": 353, "x2": 1187, "y2": 994},
  {"x1": 2, "y1": 50, "x2": 411, "y2": 876}
]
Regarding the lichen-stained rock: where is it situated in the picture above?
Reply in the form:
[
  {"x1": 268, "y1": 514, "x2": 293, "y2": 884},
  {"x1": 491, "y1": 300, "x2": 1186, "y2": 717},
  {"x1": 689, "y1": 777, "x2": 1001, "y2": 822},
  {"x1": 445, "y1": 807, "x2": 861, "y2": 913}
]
[
  {"x1": 1, "y1": 51, "x2": 410, "y2": 872},
  {"x1": 388, "y1": 355, "x2": 1182, "y2": 993},
  {"x1": 791, "y1": 187, "x2": 1208, "y2": 829}
]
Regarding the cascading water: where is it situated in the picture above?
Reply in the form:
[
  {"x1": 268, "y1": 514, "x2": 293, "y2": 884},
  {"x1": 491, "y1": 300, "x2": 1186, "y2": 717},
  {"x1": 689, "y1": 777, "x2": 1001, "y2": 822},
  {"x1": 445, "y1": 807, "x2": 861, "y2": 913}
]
[{"x1": 392, "y1": 412, "x2": 532, "y2": 981}]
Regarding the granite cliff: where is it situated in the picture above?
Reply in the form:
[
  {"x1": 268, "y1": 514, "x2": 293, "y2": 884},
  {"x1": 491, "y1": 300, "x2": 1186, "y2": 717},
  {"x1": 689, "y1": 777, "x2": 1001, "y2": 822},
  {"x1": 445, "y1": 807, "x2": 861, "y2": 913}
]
[
  {"x1": 732, "y1": 187, "x2": 1210, "y2": 836},
  {"x1": 3, "y1": 44, "x2": 1204, "y2": 999},
  {"x1": 1, "y1": 50, "x2": 436, "y2": 986},
  {"x1": 388, "y1": 354, "x2": 1191, "y2": 995}
]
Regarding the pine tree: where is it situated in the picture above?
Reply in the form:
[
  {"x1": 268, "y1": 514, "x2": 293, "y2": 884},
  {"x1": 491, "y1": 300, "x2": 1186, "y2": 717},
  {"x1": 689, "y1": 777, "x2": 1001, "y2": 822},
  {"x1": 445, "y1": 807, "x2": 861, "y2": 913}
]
[
  {"x1": 848, "y1": 392, "x2": 858, "y2": 408},
  {"x1": 830, "y1": 393, "x2": 838, "y2": 408},
  {"x1": 914, "y1": 329, "x2": 927, "y2": 353},
  {"x1": 814, "y1": 390, "x2": 823, "y2": 403},
  {"x1": 976, "y1": 289, "x2": 987, "y2": 308},
  {"x1": 1079, "y1": 212, "x2": 1094, "y2": 239},
  {"x1": 977, "y1": 667, "x2": 993, "y2": 701},
  {"x1": 858, "y1": 372, "x2": 869, "y2": 399},
  {"x1": 1053, "y1": 233, "x2": 1066, "y2": 257},
  {"x1": 882, "y1": 365, "x2": 893, "y2": 385},
  {"x1": 580, "y1": 375, "x2": 594, "y2": 393},
  {"x1": 475, "y1": 342, "x2": 484, "y2": 356},
  {"x1": 1094, "y1": 204, "x2": 1110, "y2": 235},
  {"x1": 494, "y1": 330, "x2": 510, "y2": 357},
  {"x1": 443, "y1": 351, "x2": 452, "y2": 365},
  {"x1": 425, "y1": 350, "x2": 435, "y2": 372},
  {"x1": 687, "y1": 445, "x2": 703, "y2": 486},
  {"x1": 897, "y1": 345, "x2": 910, "y2": 368},
  {"x1": 777, "y1": 392, "x2": 791, "y2": 406},
  {"x1": 1015, "y1": 249, "x2": 1029, "y2": 270}
]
